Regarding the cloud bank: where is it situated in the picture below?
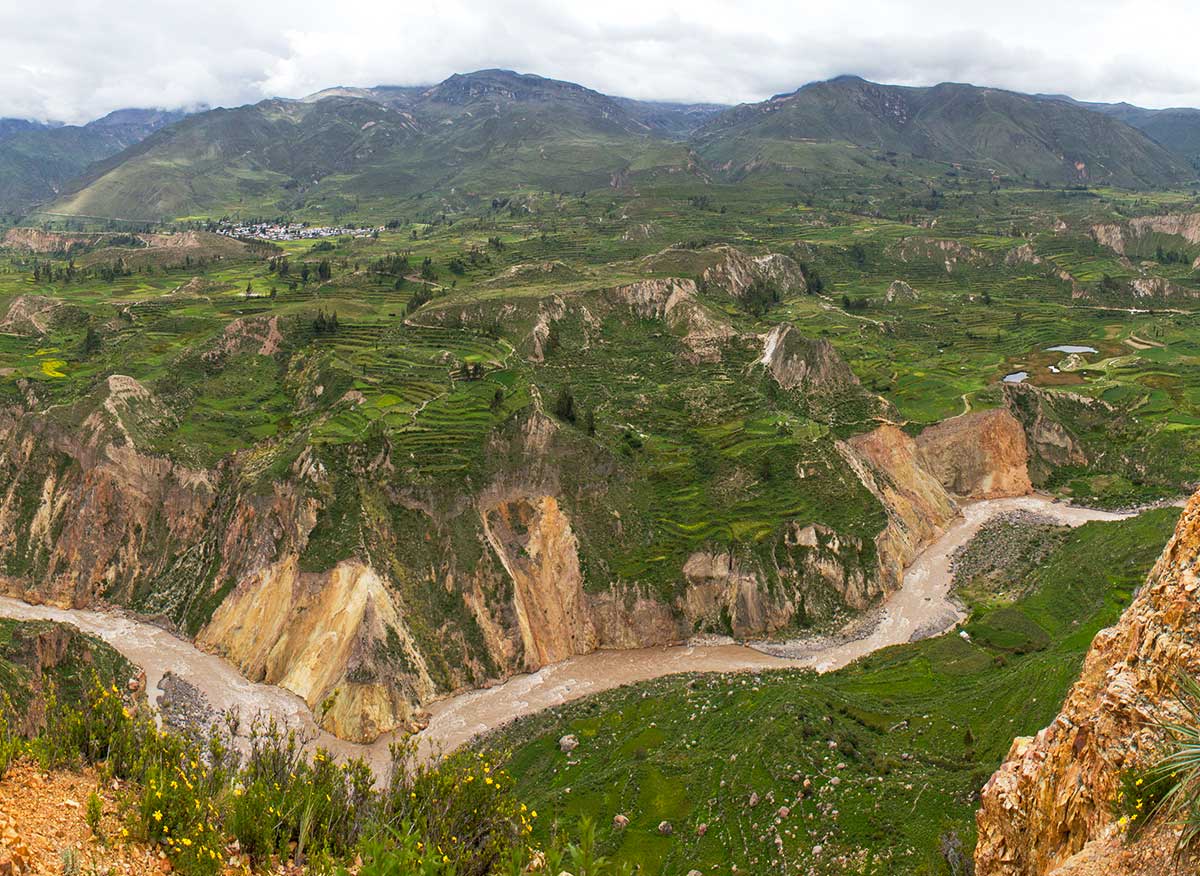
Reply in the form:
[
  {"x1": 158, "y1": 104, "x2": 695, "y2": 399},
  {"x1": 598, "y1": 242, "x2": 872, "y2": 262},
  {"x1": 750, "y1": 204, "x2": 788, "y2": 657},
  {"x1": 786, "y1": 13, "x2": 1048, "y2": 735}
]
[{"x1": 3, "y1": 0, "x2": 1198, "y2": 123}]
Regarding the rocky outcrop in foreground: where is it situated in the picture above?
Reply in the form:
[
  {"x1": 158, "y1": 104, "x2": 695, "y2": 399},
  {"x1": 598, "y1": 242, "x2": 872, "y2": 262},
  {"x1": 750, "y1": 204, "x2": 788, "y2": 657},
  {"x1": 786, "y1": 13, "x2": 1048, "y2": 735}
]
[{"x1": 975, "y1": 491, "x2": 1200, "y2": 875}]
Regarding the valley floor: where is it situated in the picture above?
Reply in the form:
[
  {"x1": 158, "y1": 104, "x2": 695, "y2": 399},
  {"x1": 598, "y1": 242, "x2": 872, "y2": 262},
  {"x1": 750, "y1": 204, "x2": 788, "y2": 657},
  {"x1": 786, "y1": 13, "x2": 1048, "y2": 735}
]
[{"x1": 0, "y1": 494, "x2": 1135, "y2": 767}]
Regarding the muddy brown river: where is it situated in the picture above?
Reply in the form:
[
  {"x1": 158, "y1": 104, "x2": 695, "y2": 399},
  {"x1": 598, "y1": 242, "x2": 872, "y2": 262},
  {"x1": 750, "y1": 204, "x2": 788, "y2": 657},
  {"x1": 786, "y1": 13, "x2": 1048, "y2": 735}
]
[{"x1": 0, "y1": 494, "x2": 1132, "y2": 774}]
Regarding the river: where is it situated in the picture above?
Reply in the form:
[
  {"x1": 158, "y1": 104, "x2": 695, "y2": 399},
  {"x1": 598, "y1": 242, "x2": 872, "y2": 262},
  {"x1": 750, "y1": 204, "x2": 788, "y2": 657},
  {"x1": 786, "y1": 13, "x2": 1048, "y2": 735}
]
[{"x1": 0, "y1": 494, "x2": 1132, "y2": 774}]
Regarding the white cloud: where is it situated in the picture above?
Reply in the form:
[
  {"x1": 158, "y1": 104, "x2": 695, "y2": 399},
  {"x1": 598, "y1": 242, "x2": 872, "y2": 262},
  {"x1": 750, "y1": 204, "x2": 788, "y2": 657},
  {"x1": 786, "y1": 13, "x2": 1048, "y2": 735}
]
[{"x1": 2, "y1": 0, "x2": 1199, "y2": 123}]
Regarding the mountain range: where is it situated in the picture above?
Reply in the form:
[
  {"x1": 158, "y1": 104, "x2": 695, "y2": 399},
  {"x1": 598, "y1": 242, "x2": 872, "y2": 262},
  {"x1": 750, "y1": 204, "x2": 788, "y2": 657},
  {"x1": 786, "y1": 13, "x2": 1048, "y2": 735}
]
[
  {"x1": 5, "y1": 69, "x2": 1200, "y2": 222},
  {"x1": 0, "y1": 108, "x2": 189, "y2": 220}
]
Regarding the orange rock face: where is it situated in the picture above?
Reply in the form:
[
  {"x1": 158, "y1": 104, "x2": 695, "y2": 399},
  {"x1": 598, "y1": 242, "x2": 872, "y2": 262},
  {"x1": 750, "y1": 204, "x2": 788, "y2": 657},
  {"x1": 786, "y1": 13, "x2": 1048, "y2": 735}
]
[
  {"x1": 975, "y1": 492, "x2": 1200, "y2": 875},
  {"x1": 916, "y1": 409, "x2": 1033, "y2": 499}
]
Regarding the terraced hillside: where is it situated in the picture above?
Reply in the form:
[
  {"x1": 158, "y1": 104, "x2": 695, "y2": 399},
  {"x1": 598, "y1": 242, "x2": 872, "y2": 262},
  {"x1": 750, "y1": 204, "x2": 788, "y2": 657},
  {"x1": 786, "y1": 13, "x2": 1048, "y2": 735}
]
[{"x1": 3, "y1": 175, "x2": 1200, "y2": 752}]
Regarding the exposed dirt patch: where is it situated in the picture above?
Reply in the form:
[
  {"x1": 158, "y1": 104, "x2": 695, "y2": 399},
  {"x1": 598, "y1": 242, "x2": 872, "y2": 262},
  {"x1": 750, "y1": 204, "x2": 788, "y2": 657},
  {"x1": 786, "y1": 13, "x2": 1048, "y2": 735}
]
[{"x1": 0, "y1": 759, "x2": 159, "y2": 875}]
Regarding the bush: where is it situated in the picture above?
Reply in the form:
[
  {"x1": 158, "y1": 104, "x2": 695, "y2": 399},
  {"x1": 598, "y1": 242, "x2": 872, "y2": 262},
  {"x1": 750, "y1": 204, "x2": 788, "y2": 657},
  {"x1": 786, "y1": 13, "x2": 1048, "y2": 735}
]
[
  {"x1": 7, "y1": 673, "x2": 607, "y2": 875},
  {"x1": 379, "y1": 744, "x2": 534, "y2": 876},
  {"x1": 1133, "y1": 672, "x2": 1200, "y2": 850},
  {"x1": 226, "y1": 718, "x2": 373, "y2": 866},
  {"x1": 0, "y1": 700, "x2": 20, "y2": 781},
  {"x1": 1114, "y1": 762, "x2": 1170, "y2": 842},
  {"x1": 85, "y1": 789, "x2": 103, "y2": 841}
]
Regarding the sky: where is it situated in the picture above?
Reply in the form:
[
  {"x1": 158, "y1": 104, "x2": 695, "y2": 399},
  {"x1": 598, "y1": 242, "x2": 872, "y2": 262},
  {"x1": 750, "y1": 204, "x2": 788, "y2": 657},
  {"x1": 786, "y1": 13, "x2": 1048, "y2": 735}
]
[{"x1": 3, "y1": 0, "x2": 1200, "y2": 123}]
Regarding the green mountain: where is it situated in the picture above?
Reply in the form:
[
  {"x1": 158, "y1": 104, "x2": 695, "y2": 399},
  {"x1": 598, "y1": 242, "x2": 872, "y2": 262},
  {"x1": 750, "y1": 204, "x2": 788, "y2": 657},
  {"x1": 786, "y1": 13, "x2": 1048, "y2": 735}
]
[
  {"x1": 695, "y1": 76, "x2": 1194, "y2": 188},
  {"x1": 29, "y1": 72, "x2": 1200, "y2": 224},
  {"x1": 47, "y1": 70, "x2": 702, "y2": 222},
  {"x1": 0, "y1": 108, "x2": 187, "y2": 219},
  {"x1": 1038, "y1": 94, "x2": 1200, "y2": 168}
]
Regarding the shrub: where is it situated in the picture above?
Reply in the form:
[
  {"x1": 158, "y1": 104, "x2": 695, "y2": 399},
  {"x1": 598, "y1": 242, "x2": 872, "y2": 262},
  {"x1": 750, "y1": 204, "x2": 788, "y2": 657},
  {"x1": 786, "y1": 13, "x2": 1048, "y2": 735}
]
[
  {"x1": 227, "y1": 718, "x2": 373, "y2": 866},
  {"x1": 379, "y1": 744, "x2": 535, "y2": 876},
  {"x1": 7, "y1": 672, "x2": 607, "y2": 875},
  {"x1": 85, "y1": 789, "x2": 104, "y2": 841},
  {"x1": 1114, "y1": 762, "x2": 1170, "y2": 842},
  {"x1": 0, "y1": 699, "x2": 20, "y2": 781}
]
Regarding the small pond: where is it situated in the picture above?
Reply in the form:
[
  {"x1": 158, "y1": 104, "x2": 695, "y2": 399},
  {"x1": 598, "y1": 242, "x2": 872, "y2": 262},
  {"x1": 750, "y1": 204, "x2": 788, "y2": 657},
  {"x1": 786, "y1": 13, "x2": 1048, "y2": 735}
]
[
  {"x1": 1003, "y1": 371, "x2": 1029, "y2": 383},
  {"x1": 1045, "y1": 344, "x2": 1098, "y2": 354}
]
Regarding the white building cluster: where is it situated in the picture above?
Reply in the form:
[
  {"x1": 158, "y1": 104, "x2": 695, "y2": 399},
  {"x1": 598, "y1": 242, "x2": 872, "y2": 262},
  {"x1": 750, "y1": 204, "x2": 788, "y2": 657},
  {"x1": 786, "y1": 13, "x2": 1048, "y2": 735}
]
[{"x1": 218, "y1": 222, "x2": 383, "y2": 241}]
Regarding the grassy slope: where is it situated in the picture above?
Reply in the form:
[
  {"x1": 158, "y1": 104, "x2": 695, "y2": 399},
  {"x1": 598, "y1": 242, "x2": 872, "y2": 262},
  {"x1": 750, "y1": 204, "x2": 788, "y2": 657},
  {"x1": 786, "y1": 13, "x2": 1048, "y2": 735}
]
[
  {"x1": 490, "y1": 508, "x2": 1180, "y2": 875},
  {"x1": 0, "y1": 619, "x2": 133, "y2": 718}
]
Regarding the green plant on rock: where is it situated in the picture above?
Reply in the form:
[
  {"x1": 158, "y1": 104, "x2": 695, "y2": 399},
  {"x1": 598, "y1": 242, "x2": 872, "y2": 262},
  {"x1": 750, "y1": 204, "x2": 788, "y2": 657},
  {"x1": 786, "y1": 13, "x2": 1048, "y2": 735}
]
[
  {"x1": 1134, "y1": 672, "x2": 1200, "y2": 850},
  {"x1": 85, "y1": 789, "x2": 104, "y2": 842}
]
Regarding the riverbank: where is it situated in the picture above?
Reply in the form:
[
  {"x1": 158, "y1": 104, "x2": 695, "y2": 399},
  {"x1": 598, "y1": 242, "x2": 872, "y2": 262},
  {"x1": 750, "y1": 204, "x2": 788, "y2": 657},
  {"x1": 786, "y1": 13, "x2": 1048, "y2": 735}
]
[{"x1": 0, "y1": 493, "x2": 1135, "y2": 769}]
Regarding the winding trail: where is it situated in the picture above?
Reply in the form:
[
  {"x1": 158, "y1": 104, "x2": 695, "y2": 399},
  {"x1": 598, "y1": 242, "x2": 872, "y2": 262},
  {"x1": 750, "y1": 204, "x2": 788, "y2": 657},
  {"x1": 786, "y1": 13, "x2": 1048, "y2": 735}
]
[{"x1": 0, "y1": 494, "x2": 1133, "y2": 772}]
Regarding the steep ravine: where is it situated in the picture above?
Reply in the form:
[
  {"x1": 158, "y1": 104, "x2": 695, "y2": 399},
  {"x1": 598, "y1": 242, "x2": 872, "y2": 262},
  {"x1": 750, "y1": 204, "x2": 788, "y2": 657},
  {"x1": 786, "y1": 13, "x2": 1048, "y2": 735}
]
[{"x1": 0, "y1": 331, "x2": 1044, "y2": 744}]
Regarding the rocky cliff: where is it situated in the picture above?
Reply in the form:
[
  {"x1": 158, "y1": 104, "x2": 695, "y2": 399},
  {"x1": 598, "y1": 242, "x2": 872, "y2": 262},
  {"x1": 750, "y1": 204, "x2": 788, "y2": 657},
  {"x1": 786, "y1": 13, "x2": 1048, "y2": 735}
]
[
  {"x1": 759, "y1": 325, "x2": 860, "y2": 394},
  {"x1": 1091, "y1": 212, "x2": 1200, "y2": 255},
  {"x1": 840, "y1": 424, "x2": 960, "y2": 591},
  {"x1": 701, "y1": 245, "x2": 807, "y2": 300},
  {"x1": 975, "y1": 491, "x2": 1200, "y2": 875},
  {"x1": 916, "y1": 409, "x2": 1033, "y2": 499}
]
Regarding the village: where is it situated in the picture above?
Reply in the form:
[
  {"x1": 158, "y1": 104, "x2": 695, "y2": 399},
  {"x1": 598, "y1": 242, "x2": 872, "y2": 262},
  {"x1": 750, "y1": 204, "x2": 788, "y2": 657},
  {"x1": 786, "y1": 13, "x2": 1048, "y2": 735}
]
[{"x1": 216, "y1": 220, "x2": 383, "y2": 241}]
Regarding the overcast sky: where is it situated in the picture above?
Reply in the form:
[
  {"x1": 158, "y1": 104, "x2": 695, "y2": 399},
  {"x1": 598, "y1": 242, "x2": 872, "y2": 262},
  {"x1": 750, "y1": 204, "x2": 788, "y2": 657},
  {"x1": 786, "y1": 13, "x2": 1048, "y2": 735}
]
[{"x1": 3, "y1": 0, "x2": 1199, "y2": 123}]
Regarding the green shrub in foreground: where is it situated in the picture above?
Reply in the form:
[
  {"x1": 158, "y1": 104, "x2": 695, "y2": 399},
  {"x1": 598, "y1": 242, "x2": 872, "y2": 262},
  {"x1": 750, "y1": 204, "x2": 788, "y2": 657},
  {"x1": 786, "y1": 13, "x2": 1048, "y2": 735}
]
[{"x1": 3, "y1": 674, "x2": 602, "y2": 875}]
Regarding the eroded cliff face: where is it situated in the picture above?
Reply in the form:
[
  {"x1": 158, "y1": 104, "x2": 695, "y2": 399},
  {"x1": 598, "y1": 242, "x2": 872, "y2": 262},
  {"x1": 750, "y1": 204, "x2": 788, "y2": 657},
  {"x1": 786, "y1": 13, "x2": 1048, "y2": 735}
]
[
  {"x1": 760, "y1": 325, "x2": 860, "y2": 394},
  {"x1": 975, "y1": 492, "x2": 1200, "y2": 876},
  {"x1": 916, "y1": 409, "x2": 1033, "y2": 499},
  {"x1": 199, "y1": 558, "x2": 434, "y2": 742},
  {"x1": 839, "y1": 424, "x2": 960, "y2": 591},
  {"x1": 1092, "y1": 212, "x2": 1200, "y2": 256},
  {"x1": 701, "y1": 245, "x2": 807, "y2": 300},
  {"x1": 608, "y1": 278, "x2": 737, "y2": 363},
  {"x1": 1003, "y1": 384, "x2": 1096, "y2": 482},
  {"x1": 481, "y1": 494, "x2": 597, "y2": 669}
]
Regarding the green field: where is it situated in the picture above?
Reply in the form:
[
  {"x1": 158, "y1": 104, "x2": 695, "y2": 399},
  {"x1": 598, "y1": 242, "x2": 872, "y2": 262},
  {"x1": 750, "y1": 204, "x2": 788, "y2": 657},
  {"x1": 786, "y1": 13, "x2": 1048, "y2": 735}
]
[{"x1": 489, "y1": 508, "x2": 1180, "y2": 875}]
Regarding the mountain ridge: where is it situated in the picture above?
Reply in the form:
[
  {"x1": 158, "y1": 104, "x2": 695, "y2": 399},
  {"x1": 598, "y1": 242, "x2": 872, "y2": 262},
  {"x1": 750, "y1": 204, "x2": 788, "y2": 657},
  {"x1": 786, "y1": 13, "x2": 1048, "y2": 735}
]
[{"x1": 9, "y1": 70, "x2": 1200, "y2": 222}]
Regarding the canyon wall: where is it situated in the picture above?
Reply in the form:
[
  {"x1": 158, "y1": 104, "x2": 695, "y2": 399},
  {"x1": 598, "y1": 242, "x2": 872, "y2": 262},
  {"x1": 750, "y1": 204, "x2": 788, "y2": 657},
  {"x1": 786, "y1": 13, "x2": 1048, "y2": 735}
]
[
  {"x1": 975, "y1": 491, "x2": 1200, "y2": 875},
  {"x1": 0, "y1": 346, "x2": 1036, "y2": 743}
]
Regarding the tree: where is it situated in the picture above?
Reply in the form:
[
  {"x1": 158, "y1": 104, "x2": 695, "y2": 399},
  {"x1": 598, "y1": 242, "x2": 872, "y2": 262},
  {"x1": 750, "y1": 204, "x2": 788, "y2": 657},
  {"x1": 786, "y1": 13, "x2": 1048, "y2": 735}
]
[
  {"x1": 80, "y1": 326, "x2": 101, "y2": 357},
  {"x1": 584, "y1": 408, "x2": 595, "y2": 436},
  {"x1": 554, "y1": 386, "x2": 576, "y2": 423}
]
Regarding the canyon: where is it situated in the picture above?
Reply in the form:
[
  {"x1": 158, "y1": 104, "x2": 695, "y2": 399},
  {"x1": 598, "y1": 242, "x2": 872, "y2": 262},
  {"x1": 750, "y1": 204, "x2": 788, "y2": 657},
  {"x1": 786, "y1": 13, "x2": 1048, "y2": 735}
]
[
  {"x1": 0, "y1": 492, "x2": 1130, "y2": 773},
  {"x1": 0, "y1": 291, "x2": 1062, "y2": 745}
]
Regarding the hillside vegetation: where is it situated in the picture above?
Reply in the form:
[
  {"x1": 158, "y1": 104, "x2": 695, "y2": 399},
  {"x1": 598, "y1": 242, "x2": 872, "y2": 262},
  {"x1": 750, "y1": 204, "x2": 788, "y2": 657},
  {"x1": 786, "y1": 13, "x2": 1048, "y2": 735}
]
[
  {"x1": 5, "y1": 67, "x2": 1200, "y2": 876},
  {"x1": 491, "y1": 508, "x2": 1180, "y2": 874}
]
